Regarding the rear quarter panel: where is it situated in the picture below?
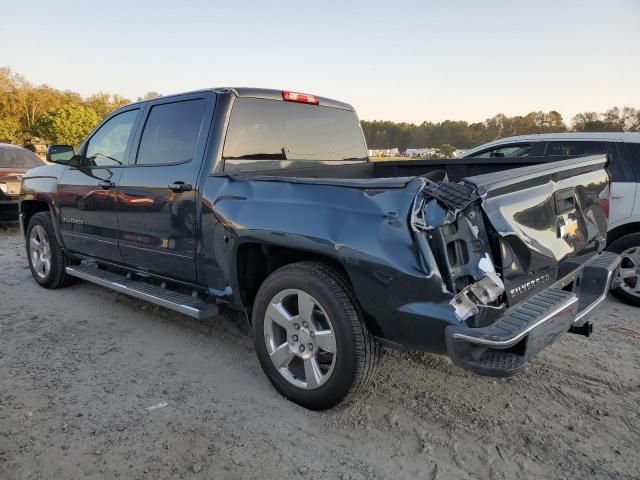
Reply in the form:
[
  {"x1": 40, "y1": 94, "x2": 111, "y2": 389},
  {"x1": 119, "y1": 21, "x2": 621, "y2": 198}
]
[{"x1": 200, "y1": 176, "x2": 458, "y2": 349}]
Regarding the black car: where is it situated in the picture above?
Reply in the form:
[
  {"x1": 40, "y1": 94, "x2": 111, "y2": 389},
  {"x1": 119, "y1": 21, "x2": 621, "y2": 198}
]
[
  {"x1": 19, "y1": 88, "x2": 619, "y2": 409},
  {"x1": 0, "y1": 144, "x2": 45, "y2": 218}
]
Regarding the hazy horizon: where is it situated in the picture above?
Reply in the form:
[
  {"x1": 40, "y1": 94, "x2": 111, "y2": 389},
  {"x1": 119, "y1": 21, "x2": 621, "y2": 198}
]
[{"x1": 2, "y1": 0, "x2": 639, "y2": 124}]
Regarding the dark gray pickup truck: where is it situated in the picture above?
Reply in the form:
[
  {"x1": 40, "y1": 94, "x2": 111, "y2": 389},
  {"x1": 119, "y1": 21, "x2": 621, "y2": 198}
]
[{"x1": 20, "y1": 88, "x2": 620, "y2": 409}]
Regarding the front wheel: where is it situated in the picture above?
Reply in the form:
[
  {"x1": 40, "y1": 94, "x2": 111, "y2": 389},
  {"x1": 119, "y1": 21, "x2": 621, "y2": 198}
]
[
  {"x1": 252, "y1": 261, "x2": 380, "y2": 410},
  {"x1": 26, "y1": 212, "x2": 76, "y2": 289},
  {"x1": 608, "y1": 233, "x2": 640, "y2": 307}
]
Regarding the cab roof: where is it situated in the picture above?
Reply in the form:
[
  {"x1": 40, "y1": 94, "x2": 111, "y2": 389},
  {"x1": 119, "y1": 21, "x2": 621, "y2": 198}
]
[{"x1": 123, "y1": 87, "x2": 354, "y2": 112}]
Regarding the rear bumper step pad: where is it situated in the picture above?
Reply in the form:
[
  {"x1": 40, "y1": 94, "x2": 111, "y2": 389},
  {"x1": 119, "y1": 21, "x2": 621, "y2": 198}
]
[
  {"x1": 445, "y1": 251, "x2": 620, "y2": 377},
  {"x1": 66, "y1": 265, "x2": 219, "y2": 320}
]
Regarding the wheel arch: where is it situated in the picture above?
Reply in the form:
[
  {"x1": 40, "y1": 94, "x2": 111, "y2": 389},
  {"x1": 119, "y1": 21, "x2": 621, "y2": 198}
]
[
  {"x1": 234, "y1": 242, "x2": 354, "y2": 321},
  {"x1": 607, "y1": 222, "x2": 640, "y2": 247},
  {"x1": 21, "y1": 200, "x2": 53, "y2": 234}
]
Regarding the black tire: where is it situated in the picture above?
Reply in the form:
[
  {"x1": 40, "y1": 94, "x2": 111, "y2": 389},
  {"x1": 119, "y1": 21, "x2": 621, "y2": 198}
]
[
  {"x1": 26, "y1": 212, "x2": 76, "y2": 289},
  {"x1": 607, "y1": 233, "x2": 640, "y2": 307},
  {"x1": 252, "y1": 261, "x2": 380, "y2": 410}
]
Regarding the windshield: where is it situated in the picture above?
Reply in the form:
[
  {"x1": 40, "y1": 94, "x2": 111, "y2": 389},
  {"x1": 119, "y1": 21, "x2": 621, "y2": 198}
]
[
  {"x1": 0, "y1": 147, "x2": 44, "y2": 169},
  {"x1": 222, "y1": 98, "x2": 367, "y2": 173}
]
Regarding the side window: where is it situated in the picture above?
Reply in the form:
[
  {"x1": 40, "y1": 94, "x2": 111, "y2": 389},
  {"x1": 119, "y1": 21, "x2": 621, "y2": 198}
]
[
  {"x1": 469, "y1": 144, "x2": 531, "y2": 158},
  {"x1": 626, "y1": 143, "x2": 640, "y2": 180},
  {"x1": 544, "y1": 141, "x2": 608, "y2": 156},
  {"x1": 136, "y1": 99, "x2": 206, "y2": 165},
  {"x1": 84, "y1": 110, "x2": 139, "y2": 166}
]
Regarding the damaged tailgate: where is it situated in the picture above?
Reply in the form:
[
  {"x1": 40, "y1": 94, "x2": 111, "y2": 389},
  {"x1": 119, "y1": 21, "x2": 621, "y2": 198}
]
[{"x1": 412, "y1": 155, "x2": 619, "y2": 376}]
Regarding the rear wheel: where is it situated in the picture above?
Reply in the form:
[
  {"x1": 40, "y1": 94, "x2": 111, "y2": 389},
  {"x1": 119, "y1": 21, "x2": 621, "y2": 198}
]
[
  {"x1": 26, "y1": 212, "x2": 76, "y2": 289},
  {"x1": 252, "y1": 261, "x2": 380, "y2": 410},
  {"x1": 608, "y1": 233, "x2": 640, "y2": 307}
]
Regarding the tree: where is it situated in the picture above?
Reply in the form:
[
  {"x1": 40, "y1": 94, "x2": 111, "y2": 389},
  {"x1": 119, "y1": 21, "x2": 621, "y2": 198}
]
[
  {"x1": 31, "y1": 104, "x2": 100, "y2": 146},
  {"x1": 85, "y1": 92, "x2": 131, "y2": 119},
  {"x1": 137, "y1": 91, "x2": 162, "y2": 101},
  {"x1": 432, "y1": 144, "x2": 457, "y2": 158},
  {"x1": 0, "y1": 116, "x2": 21, "y2": 143}
]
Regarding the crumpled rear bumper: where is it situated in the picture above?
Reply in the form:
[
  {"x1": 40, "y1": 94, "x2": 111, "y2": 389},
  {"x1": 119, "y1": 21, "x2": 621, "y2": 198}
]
[{"x1": 445, "y1": 251, "x2": 620, "y2": 377}]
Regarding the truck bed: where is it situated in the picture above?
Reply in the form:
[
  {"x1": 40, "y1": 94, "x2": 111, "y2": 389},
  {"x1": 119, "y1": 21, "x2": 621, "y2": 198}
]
[{"x1": 226, "y1": 155, "x2": 587, "y2": 185}]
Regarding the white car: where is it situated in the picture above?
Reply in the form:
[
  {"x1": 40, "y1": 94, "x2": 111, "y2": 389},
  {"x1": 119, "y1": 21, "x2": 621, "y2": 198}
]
[{"x1": 461, "y1": 132, "x2": 640, "y2": 306}]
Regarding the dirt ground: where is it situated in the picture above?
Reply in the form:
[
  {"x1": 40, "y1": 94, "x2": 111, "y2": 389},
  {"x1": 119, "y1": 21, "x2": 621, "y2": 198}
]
[{"x1": 1, "y1": 220, "x2": 639, "y2": 480}]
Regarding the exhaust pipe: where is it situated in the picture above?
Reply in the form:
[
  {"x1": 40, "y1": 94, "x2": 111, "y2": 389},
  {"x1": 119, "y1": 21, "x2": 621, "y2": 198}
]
[{"x1": 569, "y1": 321, "x2": 593, "y2": 337}]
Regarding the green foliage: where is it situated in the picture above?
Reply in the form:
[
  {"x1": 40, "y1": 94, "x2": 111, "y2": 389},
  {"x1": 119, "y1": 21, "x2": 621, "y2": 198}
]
[
  {"x1": 432, "y1": 144, "x2": 456, "y2": 158},
  {"x1": 0, "y1": 116, "x2": 21, "y2": 143},
  {"x1": 0, "y1": 67, "x2": 131, "y2": 145},
  {"x1": 84, "y1": 93, "x2": 131, "y2": 119},
  {"x1": 572, "y1": 107, "x2": 640, "y2": 132},
  {"x1": 362, "y1": 110, "x2": 571, "y2": 150},
  {"x1": 0, "y1": 66, "x2": 638, "y2": 150},
  {"x1": 31, "y1": 104, "x2": 100, "y2": 146},
  {"x1": 137, "y1": 91, "x2": 162, "y2": 101}
]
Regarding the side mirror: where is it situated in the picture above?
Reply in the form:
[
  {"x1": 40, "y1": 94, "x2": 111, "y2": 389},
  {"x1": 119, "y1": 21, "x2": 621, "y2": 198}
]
[{"x1": 47, "y1": 144, "x2": 74, "y2": 164}]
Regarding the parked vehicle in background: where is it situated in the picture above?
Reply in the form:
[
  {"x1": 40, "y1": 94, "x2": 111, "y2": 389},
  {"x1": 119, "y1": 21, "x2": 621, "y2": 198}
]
[
  {"x1": 19, "y1": 89, "x2": 619, "y2": 409},
  {"x1": 0, "y1": 144, "x2": 46, "y2": 219},
  {"x1": 460, "y1": 133, "x2": 640, "y2": 306}
]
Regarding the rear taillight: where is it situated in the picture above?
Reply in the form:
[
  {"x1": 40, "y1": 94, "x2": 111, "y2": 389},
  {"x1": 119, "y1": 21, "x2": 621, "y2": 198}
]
[
  {"x1": 282, "y1": 91, "x2": 319, "y2": 105},
  {"x1": 0, "y1": 171, "x2": 11, "y2": 177},
  {"x1": 601, "y1": 198, "x2": 610, "y2": 220}
]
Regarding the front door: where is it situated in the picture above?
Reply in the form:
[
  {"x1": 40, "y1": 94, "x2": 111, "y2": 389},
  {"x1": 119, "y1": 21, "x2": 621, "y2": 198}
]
[
  {"x1": 116, "y1": 93, "x2": 214, "y2": 282},
  {"x1": 58, "y1": 107, "x2": 141, "y2": 262}
]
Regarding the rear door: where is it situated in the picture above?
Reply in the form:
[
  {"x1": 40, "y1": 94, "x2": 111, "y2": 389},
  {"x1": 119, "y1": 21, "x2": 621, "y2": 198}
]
[
  {"x1": 544, "y1": 140, "x2": 636, "y2": 226},
  {"x1": 116, "y1": 92, "x2": 214, "y2": 282},
  {"x1": 57, "y1": 107, "x2": 141, "y2": 262}
]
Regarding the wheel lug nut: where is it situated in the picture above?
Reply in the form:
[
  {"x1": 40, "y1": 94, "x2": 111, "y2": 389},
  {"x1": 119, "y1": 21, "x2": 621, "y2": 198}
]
[
  {"x1": 292, "y1": 335, "x2": 298, "y2": 342},
  {"x1": 299, "y1": 345, "x2": 305, "y2": 353},
  {"x1": 302, "y1": 322, "x2": 308, "y2": 328},
  {"x1": 294, "y1": 323, "x2": 300, "y2": 330},
  {"x1": 310, "y1": 331, "x2": 315, "y2": 338},
  {"x1": 308, "y1": 344, "x2": 313, "y2": 351}
]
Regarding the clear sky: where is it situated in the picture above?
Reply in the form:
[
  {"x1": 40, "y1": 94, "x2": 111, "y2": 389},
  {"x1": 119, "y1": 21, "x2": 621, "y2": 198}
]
[{"x1": 2, "y1": 0, "x2": 639, "y2": 124}]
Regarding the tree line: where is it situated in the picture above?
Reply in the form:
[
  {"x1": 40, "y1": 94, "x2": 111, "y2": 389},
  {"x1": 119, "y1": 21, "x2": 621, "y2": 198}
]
[
  {"x1": 1, "y1": 67, "x2": 638, "y2": 150},
  {"x1": 0, "y1": 67, "x2": 160, "y2": 146},
  {"x1": 362, "y1": 107, "x2": 640, "y2": 151}
]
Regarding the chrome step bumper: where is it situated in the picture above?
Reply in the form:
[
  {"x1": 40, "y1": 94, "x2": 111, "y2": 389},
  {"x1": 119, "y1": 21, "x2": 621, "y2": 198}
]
[
  {"x1": 445, "y1": 251, "x2": 620, "y2": 377},
  {"x1": 66, "y1": 265, "x2": 219, "y2": 320}
]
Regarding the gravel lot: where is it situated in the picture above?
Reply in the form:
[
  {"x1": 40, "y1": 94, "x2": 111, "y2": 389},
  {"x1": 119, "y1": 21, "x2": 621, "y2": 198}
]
[{"x1": 1, "y1": 220, "x2": 639, "y2": 480}]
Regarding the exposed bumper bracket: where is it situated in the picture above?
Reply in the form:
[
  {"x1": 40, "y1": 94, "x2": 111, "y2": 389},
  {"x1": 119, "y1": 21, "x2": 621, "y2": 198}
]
[{"x1": 445, "y1": 251, "x2": 620, "y2": 377}]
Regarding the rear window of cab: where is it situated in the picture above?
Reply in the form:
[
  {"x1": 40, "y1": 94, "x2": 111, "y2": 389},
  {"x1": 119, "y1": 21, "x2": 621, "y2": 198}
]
[
  {"x1": 222, "y1": 98, "x2": 367, "y2": 173},
  {"x1": 0, "y1": 148, "x2": 44, "y2": 168}
]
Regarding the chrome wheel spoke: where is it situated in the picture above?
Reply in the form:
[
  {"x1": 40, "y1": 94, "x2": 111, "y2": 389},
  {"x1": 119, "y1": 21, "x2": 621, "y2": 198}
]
[
  {"x1": 270, "y1": 343, "x2": 294, "y2": 369},
  {"x1": 265, "y1": 302, "x2": 293, "y2": 330},
  {"x1": 29, "y1": 225, "x2": 51, "y2": 279},
  {"x1": 297, "y1": 291, "x2": 316, "y2": 322},
  {"x1": 618, "y1": 267, "x2": 637, "y2": 280},
  {"x1": 30, "y1": 236, "x2": 40, "y2": 251},
  {"x1": 314, "y1": 330, "x2": 336, "y2": 353},
  {"x1": 303, "y1": 357, "x2": 323, "y2": 389}
]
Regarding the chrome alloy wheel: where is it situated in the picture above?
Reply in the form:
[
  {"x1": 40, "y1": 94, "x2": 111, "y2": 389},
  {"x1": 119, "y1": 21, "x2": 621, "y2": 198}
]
[
  {"x1": 29, "y1": 225, "x2": 52, "y2": 279},
  {"x1": 263, "y1": 289, "x2": 337, "y2": 390},
  {"x1": 616, "y1": 246, "x2": 640, "y2": 298}
]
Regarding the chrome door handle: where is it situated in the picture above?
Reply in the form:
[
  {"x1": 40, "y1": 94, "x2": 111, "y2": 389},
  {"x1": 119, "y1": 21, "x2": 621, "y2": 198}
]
[
  {"x1": 168, "y1": 182, "x2": 192, "y2": 192},
  {"x1": 98, "y1": 180, "x2": 115, "y2": 189}
]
